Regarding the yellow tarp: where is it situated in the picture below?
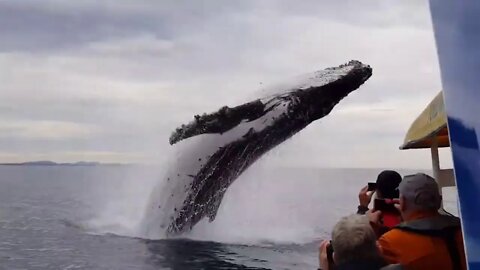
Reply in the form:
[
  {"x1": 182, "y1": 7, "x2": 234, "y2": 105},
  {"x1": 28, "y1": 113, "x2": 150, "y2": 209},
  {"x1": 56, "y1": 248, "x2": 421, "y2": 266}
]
[{"x1": 400, "y1": 92, "x2": 449, "y2": 150}]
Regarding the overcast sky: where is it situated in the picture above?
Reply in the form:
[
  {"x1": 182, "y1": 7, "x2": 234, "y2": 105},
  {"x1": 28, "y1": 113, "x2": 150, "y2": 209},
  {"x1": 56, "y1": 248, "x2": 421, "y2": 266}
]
[{"x1": 0, "y1": 0, "x2": 453, "y2": 168}]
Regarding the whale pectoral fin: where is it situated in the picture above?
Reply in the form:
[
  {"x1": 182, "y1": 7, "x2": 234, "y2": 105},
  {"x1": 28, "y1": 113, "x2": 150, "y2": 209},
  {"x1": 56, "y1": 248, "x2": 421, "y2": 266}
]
[
  {"x1": 206, "y1": 191, "x2": 227, "y2": 222},
  {"x1": 169, "y1": 100, "x2": 267, "y2": 145}
]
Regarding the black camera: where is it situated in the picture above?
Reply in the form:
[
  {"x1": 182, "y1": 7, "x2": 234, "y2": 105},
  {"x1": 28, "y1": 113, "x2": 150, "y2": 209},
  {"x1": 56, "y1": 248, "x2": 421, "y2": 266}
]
[
  {"x1": 367, "y1": 182, "x2": 377, "y2": 191},
  {"x1": 373, "y1": 198, "x2": 398, "y2": 213}
]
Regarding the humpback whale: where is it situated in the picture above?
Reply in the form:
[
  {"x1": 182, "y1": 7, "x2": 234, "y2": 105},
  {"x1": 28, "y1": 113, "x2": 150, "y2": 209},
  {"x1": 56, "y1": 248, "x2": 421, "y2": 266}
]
[{"x1": 144, "y1": 60, "x2": 372, "y2": 236}]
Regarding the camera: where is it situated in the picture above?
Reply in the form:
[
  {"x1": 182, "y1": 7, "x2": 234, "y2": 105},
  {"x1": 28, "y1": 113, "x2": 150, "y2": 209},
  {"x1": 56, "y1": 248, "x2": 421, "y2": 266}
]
[
  {"x1": 373, "y1": 198, "x2": 398, "y2": 213},
  {"x1": 367, "y1": 182, "x2": 377, "y2": 191}
]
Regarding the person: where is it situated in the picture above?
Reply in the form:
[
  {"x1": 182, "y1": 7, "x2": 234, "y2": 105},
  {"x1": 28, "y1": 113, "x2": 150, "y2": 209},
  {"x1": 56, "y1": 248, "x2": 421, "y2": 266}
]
[
  {"x1": 370, "y1": 173, "x2": 466, "y2": 270},
  {"x1": 357, "y1": 170, "x2": 403, "y2": 235},
  {"x1": 357, "y1": 170, "x2": 402, "y2": 214},
  {"x1": 318, "y1": 214, "x2": 402, "y2": 270}
]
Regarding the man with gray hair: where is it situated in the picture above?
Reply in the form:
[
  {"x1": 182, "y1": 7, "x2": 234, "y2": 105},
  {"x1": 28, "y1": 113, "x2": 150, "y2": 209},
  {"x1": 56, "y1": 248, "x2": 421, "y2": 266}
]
[
  {"x1": 318, "y1": 214, "x2": 401, "y2": 270},
  {"x1": 370, "y1": 173, "x2": 466, "y2": 270}
]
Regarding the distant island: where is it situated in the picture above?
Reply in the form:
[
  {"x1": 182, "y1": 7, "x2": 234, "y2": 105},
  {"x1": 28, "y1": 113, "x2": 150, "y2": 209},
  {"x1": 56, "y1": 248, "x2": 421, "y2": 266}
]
[{"x1": 0, "y1": 161, "x2": 123, "y2": 166}]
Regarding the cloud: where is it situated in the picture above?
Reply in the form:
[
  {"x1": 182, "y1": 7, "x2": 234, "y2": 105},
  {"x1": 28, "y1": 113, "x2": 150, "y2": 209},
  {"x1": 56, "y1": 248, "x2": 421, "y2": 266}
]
[
  {"x1": 0, "y1": 0, "x2": 451, "y2": 169},
  {"x1": 0, "y1": 120, "x2": 101, "y2": 140},
  {"x1": 86, "y1": 35, "x2": 175, "y2": 57}
]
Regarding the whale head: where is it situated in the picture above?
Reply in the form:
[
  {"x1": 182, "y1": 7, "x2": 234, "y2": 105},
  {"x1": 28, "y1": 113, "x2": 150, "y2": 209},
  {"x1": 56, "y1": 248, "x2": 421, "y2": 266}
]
[
  {"x1": 170, "y1": 60, "x2": 372, "y2": 145},
  {"x1": 273, "y1": 60, "x2": 372, "y2": 123}
]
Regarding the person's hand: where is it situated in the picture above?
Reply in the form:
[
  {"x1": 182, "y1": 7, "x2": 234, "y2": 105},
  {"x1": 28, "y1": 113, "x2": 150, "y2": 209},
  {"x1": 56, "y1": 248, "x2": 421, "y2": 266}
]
[
  {"x1": 319, "y1": 240, "x2": 330, "y2": 270},
  {"x1": 359, "y1": 185, "x2": 374, "y2": 207},
  {"x1": 367, "y1": 209, "x2": 382, "y2": 224},
  {"x1": 391, "y1": 198, "x2": 401, "y2": 211}
]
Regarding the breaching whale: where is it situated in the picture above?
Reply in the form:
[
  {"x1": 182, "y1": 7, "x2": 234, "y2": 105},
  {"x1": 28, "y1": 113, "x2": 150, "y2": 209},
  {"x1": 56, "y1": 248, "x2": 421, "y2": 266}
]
[{"x1": 144, "y1": 60, "x2": 372, "y2": 236}]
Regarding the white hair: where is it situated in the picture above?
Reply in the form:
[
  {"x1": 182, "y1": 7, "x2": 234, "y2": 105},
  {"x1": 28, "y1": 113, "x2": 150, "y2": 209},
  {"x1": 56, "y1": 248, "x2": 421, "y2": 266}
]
[
  {"x1": 399, "y1": 173, "x2": 442, "y2": 213},
  {"x1": 331, "y1": 214, "x2": 380, "y2": 264}
]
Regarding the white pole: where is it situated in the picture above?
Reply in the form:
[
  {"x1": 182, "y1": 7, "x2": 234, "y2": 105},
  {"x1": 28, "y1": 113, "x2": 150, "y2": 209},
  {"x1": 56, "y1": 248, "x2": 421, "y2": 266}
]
[
  {"x1": 431, "y1": 137, "x2": 442, "y2": 199},
  {"x1": 431, "y1": 138, "x2": 441, "y2": 180}
]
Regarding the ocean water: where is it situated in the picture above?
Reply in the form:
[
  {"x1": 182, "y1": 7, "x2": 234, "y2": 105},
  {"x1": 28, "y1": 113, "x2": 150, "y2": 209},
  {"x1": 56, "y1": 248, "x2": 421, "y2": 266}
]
[{"x1": 0, "y1": 165, "x2": 457, "y2": 270}]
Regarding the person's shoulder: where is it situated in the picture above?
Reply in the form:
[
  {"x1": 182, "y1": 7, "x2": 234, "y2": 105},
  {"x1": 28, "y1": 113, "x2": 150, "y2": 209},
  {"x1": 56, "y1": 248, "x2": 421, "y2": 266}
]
[
  {"x1": 379, "y1": 228, "x2": 405, "y2": 243},
  {"x1": 380, "y1": 264, "x2": 403, "y2": 270}
]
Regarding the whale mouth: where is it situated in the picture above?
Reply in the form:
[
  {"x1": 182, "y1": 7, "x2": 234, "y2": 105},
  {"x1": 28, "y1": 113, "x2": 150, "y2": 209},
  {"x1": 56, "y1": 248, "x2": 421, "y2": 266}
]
[{"x1": 158, "y1": 60, "x2": 372, "y2": 236}]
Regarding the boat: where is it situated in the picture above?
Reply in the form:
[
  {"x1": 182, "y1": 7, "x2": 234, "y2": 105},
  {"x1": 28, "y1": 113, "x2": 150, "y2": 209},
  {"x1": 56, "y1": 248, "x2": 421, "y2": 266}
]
[
  {"x1": 399, "y1": 92, "x2": 455, "y2": 202},
  {"x1": 420, "y1": 2, "x2": 480, "y2": 268}
]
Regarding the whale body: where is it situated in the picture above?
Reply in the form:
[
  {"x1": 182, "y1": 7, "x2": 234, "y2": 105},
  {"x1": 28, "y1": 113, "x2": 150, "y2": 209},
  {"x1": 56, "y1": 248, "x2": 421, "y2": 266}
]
[{"x1": 144, "y1": 60, "x2": 372, "y2": 236}]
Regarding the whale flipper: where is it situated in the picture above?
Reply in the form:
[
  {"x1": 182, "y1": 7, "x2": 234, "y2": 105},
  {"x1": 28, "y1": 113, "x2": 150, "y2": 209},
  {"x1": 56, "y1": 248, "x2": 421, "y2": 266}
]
[{"x1": 169, "y1": 100, "x2": 273, "y2": 145}]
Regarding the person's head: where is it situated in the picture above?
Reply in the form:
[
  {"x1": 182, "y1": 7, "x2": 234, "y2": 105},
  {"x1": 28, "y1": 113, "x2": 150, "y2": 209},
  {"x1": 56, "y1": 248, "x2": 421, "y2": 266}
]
[
  {"x1": 376, "y1": 170, "x2": 402, "y2": 199},
  {"x1": 398, "y1": 173, "x2": 442, "y2": 218},
  {"x1": 331, "y1": 214, "x2": 380, "y2": 265}
]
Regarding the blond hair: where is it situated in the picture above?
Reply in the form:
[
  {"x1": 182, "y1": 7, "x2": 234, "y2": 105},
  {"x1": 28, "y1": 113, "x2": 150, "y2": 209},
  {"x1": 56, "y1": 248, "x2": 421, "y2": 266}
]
[{"x1": 331, "y1": 214, "x2": 380, "y2": 264}]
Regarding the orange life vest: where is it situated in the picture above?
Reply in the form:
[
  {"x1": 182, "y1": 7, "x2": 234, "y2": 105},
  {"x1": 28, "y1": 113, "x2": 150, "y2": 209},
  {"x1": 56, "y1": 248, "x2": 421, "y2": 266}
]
[{"x1": 378, "y1": 214, "x2": 466, "y2": 270}]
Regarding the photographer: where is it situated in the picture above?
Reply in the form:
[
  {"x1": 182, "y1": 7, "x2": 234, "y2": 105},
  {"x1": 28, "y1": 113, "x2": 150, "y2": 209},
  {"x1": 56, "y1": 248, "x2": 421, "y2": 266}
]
[
  {"x1": 318, "y1": 214, "x2": 402, "y2": 270},
  {"x1": 372, "y1": 173, "x2": 466, "y2": 270},
  {"x1": 357, "y1": 170, "x2": 402, "y2": 214},
  {"x1": 357, "y1": 170, "x2": 403, "y2": 236}
]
